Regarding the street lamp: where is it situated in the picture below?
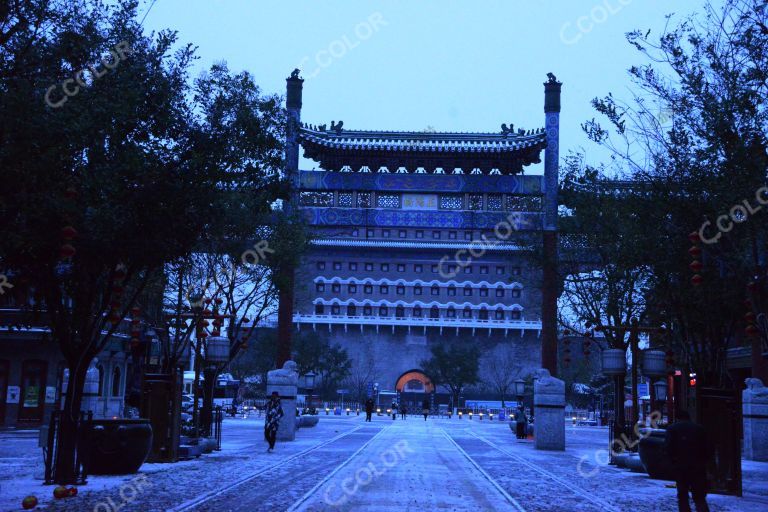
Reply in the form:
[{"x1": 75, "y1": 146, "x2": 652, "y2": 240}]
[
  {"x1": 641, "y1": 349, "x2": 667, "y2": 423},
  {"x1": 601, "y1": 347, "x2": 627, "y2": 463},
  {"x1": 303, "y1": 371, "x2": 316, "y2": 410},
  {"x1": 513, "y1": 379, "x2": 526, "y2": 403}
]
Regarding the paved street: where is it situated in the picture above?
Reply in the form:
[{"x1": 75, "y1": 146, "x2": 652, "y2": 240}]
[{"x1": 2, "y1": 415, "x2": 768, "y2": 511}]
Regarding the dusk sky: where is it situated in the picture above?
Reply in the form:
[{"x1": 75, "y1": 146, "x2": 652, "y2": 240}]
[{"x1": 141, "y1": 0, "x2": 711, "y2": 173}]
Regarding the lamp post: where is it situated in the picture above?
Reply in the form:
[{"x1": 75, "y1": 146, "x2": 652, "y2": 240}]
[
  {"x1": 303, "y1": 371, "x2": 316, "y2": 411},
  {"x1": 513, "y1": 379, "x2": 526, "y2": 404},
  {"x1": 168, "y1": 292, "x2": 233, "y2": 438},
  {"x1": 513, "y1": 378, "x2": 526, "y2": 419},
  {"x1": 601, "y1": 347, "x2": 626, "y2": 462},
  {"x1": 597, "y1": 321, "x2": 665, "y2": 427},
  {"x1": 641, "y1": 349, "x2": 667, "y2": 422}
]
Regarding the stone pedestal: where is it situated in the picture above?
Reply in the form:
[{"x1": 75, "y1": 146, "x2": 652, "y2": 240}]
[
  {"x1": 267, "y1": 360, "x2": 299, "y2": 442},
  {"x1": 743, "y1": 378, "x2": 768, "y2": 461},
  {"x1": 533, "y1": 368, "x2": 565, "y2": 451}
]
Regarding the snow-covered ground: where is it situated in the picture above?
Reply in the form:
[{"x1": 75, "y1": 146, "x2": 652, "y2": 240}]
[{"x1": 1, "y1": 416, "x2": 766, "y2": 511}]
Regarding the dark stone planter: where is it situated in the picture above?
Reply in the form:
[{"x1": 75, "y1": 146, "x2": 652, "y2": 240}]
[
  {"x1": 638, "y1": 428, "x2": 675, "y2": 481},
  {"x1": 86, "y1": 419, "x2": 153, "y2": 475}
]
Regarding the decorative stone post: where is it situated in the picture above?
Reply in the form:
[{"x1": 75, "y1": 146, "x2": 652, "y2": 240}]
[
  {"x1": 541, "y1": 73, "x2": 562, "y2": 377},
  {"x1": 267, "y1": 360, "x2": 299, "y2": 441},
  {"x1": 743, "y1": 378, "x2": 768, "y2": 461},
  {"x1": 533, "y1": 368, "x2": 565, "y2": 451}
]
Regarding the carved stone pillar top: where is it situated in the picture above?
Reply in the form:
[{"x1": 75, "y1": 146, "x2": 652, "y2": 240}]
[{"x1": 267, "y1": 360, "x2": 299, "y2": 387}]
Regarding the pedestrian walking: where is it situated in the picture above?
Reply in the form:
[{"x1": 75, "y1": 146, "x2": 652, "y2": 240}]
[
  {"x1": 515, "y1": 406, "x2": 527, "y2": 439},
  {"x1": 365, "y1": 398, "x2": 374, "y2": 422},
  {"x1": 391, "y1": 402, "x2": 398, "y2": 420},
  {"x1": 665, "y1": 410, "x2": 710, "y2": 512},
  {"x1": 422, "y1": 398, "x2": 430, "y2": 421},
  {"x1": 399, "y1": 402, "x2": 407, "y2": 420},
  {"x1": 264, "y1": 391, "x2": 283, "y2": 453}
]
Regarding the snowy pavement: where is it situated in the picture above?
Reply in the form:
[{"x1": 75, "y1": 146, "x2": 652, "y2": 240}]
[{"x1": 1, "y1": 415, "x2": 767, "y2": 511}]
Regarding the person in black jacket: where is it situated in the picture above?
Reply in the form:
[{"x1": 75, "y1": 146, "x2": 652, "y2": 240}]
[
  {"x1": 364, "y1": 398, "x2": 374, "y2": 422},
  {"x1": 664, "y1": 410, "x2": 710, "y2": 512}
]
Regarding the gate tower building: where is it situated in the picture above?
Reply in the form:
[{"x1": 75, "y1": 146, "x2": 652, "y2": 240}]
[{"x1": 284, "y1": 70, "x2": 561, "y2": 405}]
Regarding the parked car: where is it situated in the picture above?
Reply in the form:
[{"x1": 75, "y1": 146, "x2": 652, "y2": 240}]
[{"x1": 181, "y1": 394, "x2": 200, "y2": 412}]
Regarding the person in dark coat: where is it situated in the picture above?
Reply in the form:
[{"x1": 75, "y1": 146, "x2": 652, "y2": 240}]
[
  {"x1": 364, "y1": 398, "x2": 374, "y2": 422},
  {"x1": 391, "y1": 402, "x2": 398, "y2": 420},
  {"x1": 399, "y1": 402, "x2": 407, "y2": 420},
  {"x1": 664, "y1": 410, "x2": 710, "y2": 512},
  {"x1": 264, "y1": 392, "x2": 283, "y2": 452},
  {"x1": 422, "y1": 398, "x2": 430, "y2": 421},
  {"x1": 515, "y1": 407, "x2": 528, "y2": 439}
]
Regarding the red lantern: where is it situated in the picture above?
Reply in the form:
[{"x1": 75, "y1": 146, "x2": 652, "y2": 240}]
[
  {"x1": 744, "y1": 311, "x2": 756, "y2": 323},
  {"x1": 242, "y1": 317, "x2": 250, "y2": 323},
  {"x1": 22, "y1": 496, "x2": 38, "y2": 510},
  {"x1": 215, "y1": 298, "x2": 223, "y2": 305},
  {"x1": 688, "y1": 246, "x2": 701, "y2": 257},
  {"x1": 53, "y1": 486, "x2": 68, "y2": 499},
  {"x1": 689, "y1": 260, "x2": 703, "y2": 272},
  {"x1": 59, "y1": 244, "x2": 76, "y2": 258},
  {"x1": 61, "y1": 226, "x2": 78, "y2": 240},
  {"x1": 691, "y1": 274, "x2": 703, "y2": 286},
  {"x1": 745, "y1": 324, "x2": 760, "y2": 337},
  {"x1": 204, "y1": 298, "x2": 212, "y2": 305},
  {"x1": 199, "y1": 332, "x2": 208, "y2": 339},
  {"x1": 131, "y1": 306, "x2": 141, "y2": 315},
  {"x1": 688, "y1": 231, "x2": 700, "y2": 243}
]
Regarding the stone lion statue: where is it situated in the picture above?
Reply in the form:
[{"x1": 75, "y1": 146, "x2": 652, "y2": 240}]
[
  {"x1": 744, "y1": 378, "x2": 768, "y2": 398},
  {"x1": 267, "y1": 360, "x2": 299, "y2": 386}
]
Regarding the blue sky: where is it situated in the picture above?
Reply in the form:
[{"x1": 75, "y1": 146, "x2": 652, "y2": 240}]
[{"x1": 141, "y1": 0, "x2": 711, "y2": 173}]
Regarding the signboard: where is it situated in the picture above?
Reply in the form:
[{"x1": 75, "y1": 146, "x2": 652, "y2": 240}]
[
  {"x1": 637, "y1": 383, "x2": 650, "y2": 400},
  {"x1": 23, "y1": 385, "x2": 40, "y2": 408},
  {"x1": 336, "y1": 389, "x2": 349, "y2": 395},
  {"x1": 402, "y1": 194, "x2": 438, "y2": 210},
  {"x1": 45, "y1": 386, "x2": 57, "y2": 404},
  {"x1": 6, "y1": 386, "x2": 20, "y2": 404}
]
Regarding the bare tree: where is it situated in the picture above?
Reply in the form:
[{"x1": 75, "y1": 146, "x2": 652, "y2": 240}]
[{"x1": 482, "y1": 344, "x2": 523, "y2": 407}]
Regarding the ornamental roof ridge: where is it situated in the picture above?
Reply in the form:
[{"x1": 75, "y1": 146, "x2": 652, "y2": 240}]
[{"x1": 299, "y1": 124, "x2": 546, "y2": 141}]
